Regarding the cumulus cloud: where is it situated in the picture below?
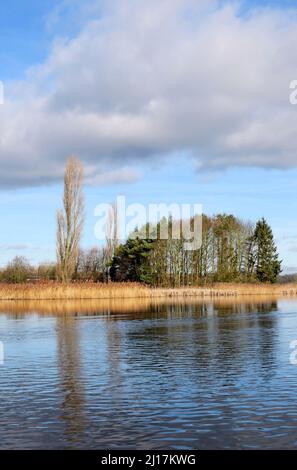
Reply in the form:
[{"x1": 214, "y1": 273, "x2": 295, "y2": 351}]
[{"x1": 1, "y1": 0, "x2": 297, "y2": 188}]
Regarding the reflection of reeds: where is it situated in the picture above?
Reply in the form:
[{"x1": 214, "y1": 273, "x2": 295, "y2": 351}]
[
  {"x1": 0, "y1": 281, "x2": 297, "y2": 302},
  {"x1": 0, "y1": 294, "x2": 288, "y2": 317},
  {"x1": 0, "y1": 298, "x2": 153, "y2": 315}
]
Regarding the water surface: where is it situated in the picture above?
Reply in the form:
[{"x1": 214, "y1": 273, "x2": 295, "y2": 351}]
[{"x1": 1, "y1": 297, "x2": 297, "y2": 449}]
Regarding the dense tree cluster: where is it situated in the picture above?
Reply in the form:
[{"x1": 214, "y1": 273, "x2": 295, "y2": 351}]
[{"x1": 110, "y1": 215, "x2": 282, "y2": 286}]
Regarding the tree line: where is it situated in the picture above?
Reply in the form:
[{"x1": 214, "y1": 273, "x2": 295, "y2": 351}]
[
  {"x1": 0, "y1": 158, "x2": 282, "y2": 284},
  {"x1": 109, "y1": 215, "x2": 282, "y2": 285}
]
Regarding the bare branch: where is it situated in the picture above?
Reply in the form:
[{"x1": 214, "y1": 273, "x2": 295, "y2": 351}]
[{"x1": 56, "y1": 156, "x2": 85, "y2": 282}]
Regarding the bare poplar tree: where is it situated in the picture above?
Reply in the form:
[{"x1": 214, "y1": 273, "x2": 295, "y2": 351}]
[
  {"x1": 105, "y1": 202, "x2": 119, "y2": 281},
  {"x1": 56, "y1": 157, "x2": 85, "y2": 282},
  {"x1": 106, "y1": 202, "x2": 119, "y2": 258}
]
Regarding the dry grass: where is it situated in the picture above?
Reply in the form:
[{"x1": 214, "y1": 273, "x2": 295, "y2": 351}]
[
  {"x1": 154, "y1": 283, "x2": 297, "y2": 298},
  {"x1": 0, "y1": 282, "x2": 150, "y2": 300},
  {"x1": 0, "y1": 281, "x2": 297, "y2": 301}
]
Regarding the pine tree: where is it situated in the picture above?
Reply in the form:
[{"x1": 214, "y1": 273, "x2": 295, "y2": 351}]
[
  {"x1": 110, "y1": 236, "x2": 155, "y2": 284},
  {"x1": 253, "y1": 218, "x2": 281, "y2": 283}
]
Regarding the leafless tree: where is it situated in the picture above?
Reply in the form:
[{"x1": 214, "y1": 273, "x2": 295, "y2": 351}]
[
  {"x1": 56, "y1": 157, "x2": 85, "y2": 282},
  {"x1": 75, "y1": 247, "x2": 108, "y2": 281},
  {"x1": 105, "y1": 201, "x2": 119, "y2": 281}
]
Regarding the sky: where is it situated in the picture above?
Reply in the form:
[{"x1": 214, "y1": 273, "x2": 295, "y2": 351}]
[{"x1": 1, "y1": 0, "x2": 297, "y2": 271}]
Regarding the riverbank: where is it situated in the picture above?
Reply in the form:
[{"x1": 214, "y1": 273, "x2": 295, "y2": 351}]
[{"x1": 1, "y1": 282, "x2": 297, "y2": 301}]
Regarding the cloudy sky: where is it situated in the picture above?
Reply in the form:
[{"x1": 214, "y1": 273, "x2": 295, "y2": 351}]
[{"x1": 1, "y1": 0, "x2": 297, "y2": 270}]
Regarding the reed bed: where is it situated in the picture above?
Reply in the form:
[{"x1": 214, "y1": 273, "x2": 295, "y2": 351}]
[
  {"x1": 1, "y1": 281, "x2": 297, "y2": 301},
  {"x1": 0, "y1": 282, "x2": 150, "y2": 300}
]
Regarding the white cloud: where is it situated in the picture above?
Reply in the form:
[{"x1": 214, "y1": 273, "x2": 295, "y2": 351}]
[
  {"x1": 85, "y1": 166, "x2": 142, "y2": 185},
  {"x1": 1, "y1": 0, "x2": 297, "y2": 188}
]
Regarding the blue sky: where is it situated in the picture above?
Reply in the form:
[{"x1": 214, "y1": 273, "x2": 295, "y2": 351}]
[
  {"x1": 1, "y1": 0, "x2": 297, "y2": 271},
  {"x1": 0, "y1": 1, "x2": 58, "y2": 79}
]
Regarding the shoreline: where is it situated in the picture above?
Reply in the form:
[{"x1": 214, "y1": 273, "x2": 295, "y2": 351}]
[{"x1": 1, "y1": 282, "x2": 297, "y2": 301}]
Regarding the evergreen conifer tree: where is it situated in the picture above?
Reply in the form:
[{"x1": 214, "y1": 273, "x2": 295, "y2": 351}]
[{"x1": 253, "y1": 218, "x2": 281, "y2": 283}]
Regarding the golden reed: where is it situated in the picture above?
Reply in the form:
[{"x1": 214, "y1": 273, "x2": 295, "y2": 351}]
[
  {"x1": 0, "y1": 281, "x2": 297, "y2": 301},
  {"x1": 0, "y1": 295, "x2": 282, "y2": 316}
]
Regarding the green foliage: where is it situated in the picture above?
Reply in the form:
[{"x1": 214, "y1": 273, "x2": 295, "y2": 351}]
[
  {"x1": 252, "y1": 218, "x2": 282, "y2": 283},
  {"x1": 212, "y1": 214, "x2": 242, "y2": 281},
  {"x1": 109, "y1": 215, "x2": 282, "y2": 287},
  {"x1": 110, "y1": 237, "x2": 156, "y2": 284}
]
